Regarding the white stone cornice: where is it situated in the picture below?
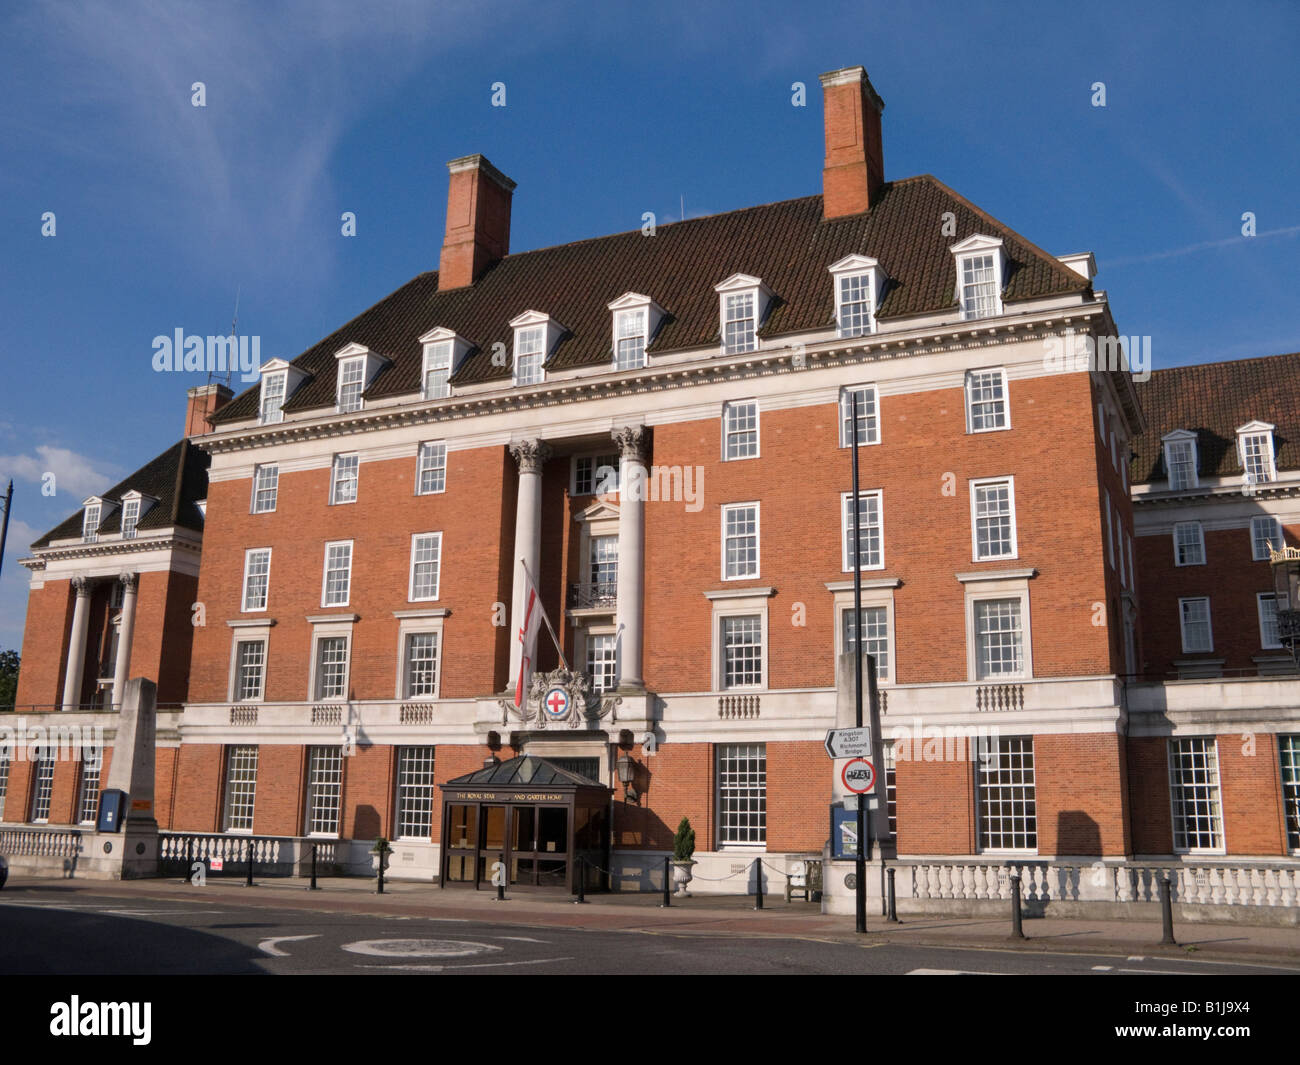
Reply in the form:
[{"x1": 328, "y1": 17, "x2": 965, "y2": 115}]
[
  {"x1": 955, "y1": 567, "x2": 1038, "y2": 583},
  {"x1": 306, "y1": 613, "x2": 360, "y2": 624},
  {"x1": 703, "y1": 586, "x2": 776, "y2": 601},
  {"x1": 194, "y1": 301, "x2": 1109, "y2": 456},
  {"x1": 824, "y1": 577, "x2": 902, "y2": 592},
  {"x1": 392, "y1": 608, "x2": 451, "y2": 619},
  {"x1": 227, "y1": 618, "x2": 277, "y2": 628}
]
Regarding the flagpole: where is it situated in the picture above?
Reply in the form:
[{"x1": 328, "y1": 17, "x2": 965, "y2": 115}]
[{"x1": 520, "y1": 558, "x2": 569, "y2": 671}]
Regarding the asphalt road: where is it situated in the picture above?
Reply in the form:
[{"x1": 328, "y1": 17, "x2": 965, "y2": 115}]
[{"x1": 1, "y1": 889, "x2": 1295, "y2": 976}]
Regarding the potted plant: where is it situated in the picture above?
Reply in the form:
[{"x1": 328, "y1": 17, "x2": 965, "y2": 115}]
[{"x1": 670, "y1": 817, "x2": 696, "y2": 897}]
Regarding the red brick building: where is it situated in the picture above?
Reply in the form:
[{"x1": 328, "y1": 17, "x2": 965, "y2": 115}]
[{"x1": 5, "y1": 67, "x2": 1298, "y2": 904}]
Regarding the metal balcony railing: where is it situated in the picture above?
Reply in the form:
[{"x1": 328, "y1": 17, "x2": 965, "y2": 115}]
[{"x1": 568, "y1": 581, "x2": 617, "y2": 610}]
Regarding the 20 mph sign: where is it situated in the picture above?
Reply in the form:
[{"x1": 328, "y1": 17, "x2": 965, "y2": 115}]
[{"x1": 841, "y1": 757, "x2": 876, "y2": 794}]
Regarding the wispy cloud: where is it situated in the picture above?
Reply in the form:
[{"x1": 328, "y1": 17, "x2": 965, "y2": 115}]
[
  {"x1": 0, "y1": 445, "x2": 126, "y2": 501},
  {"x1": 1, "y1": 0, "x2": 525, "y2": 281},
  {"x1": 1106, "y1": 224, "x2": 1300, "y2": 267}
]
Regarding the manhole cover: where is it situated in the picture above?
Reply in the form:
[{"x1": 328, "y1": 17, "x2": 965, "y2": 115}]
[{"x1": 341, "y1": 938, "x2": 502, "y2": 958}]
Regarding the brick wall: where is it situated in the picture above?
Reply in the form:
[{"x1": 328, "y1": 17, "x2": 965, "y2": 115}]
[
  {"x1": 1127, "y1": 736, "x2": 1172, "y2": 856},
  {"x1": 14, "y1": 582, "x2": 73, "y2": 708},
  {"x1": 1035, "y1": 732, "x2": 1130, "y2": 856},
  {"x1": 1219, "y1": 731, "x2": 1286, "y2": 855}
]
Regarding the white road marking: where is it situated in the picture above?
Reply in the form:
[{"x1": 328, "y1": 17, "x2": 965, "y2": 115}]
[
  {"x1": 357, "y1": 957, "x2": 572, "y2": 971},
  {"x1": 1127, "y1": 955, "x2": 1145, "y2": 961},
  {"x1": 341, "y1": 938, "x2": 502, "y2": 958},
  {"x1": 907, "y1": 968, "x2": 1003, "y2": 975},
  {"x1": 259, "y1": 934, "x2": 321, "y2": 957},
  {"x1": 1092, "y1": 965, "x2": 1114, "y2": 971},
  {"x1": 492, "y1": 936, "x2": 547, "y2": 943}
]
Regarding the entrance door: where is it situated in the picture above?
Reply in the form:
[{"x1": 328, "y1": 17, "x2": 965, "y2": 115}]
[
  {"x1": 507, "y1": 805, "x2": 569, "y2": 888},
  {"x1": 444, "y1": 804, "x2": 477, "y2": 883},
  {"x1": 476, "y1": 804, "x2": 508, "y2": 887}
]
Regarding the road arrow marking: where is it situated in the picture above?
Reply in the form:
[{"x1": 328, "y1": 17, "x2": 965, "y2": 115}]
[{"x1": 258, "y1": 934, "x2": 320, "y2": 957}]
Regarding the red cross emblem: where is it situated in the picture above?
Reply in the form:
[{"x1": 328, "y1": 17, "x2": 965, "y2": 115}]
[{"x1": 544, "y1": 687, "x2": 569, "y2": 718}]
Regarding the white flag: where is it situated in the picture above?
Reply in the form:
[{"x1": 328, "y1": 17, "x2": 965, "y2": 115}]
[{"x1": 513, "y1": 565, "x2": 545, "y2": 709}]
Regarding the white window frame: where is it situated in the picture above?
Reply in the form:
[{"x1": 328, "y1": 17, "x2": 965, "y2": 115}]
[
  {"x1": 960, "y1": 572, "x2": 1034, "y2": 682},
  {"x1": 330, "y1": 453, "x2": 359, "y2": 506},
  {"x1": 311, "y1": 630, "x2": 352, "y2": 702},
  {"x1": 259, "y1": 370, "x2": 287, "y2": 424},
  {"x1": 606, "y1": 293, "x2": 663, "y2": 371},
  {"x1": 1162, "y1": 431, "x2": 1199, "y2": 491},
  {"x1": 422, "y1": 341, "x2": 454, "y2": 400},
  {"x1": 828, "y1": 255, "x2": 886, "y2": 339},
  {"x1": 716, "y1": 742, "x2": 767, "y2": 848},
  {"x1": 964, "y1": 368, "x2": 1010, "y2": 433},
  {"x1": 1173, "y1": 521, "x2": 1206, "y2": 567},
  {"x1": 1280, "y1": 736, "x2": 1300, "y2": 854},
  {"x1": 401, "y1": 630, "x2": 441, "y2": 700},
  {"x1": 584, "y1": 630, "x2": 618, "y2": 693},
  {"x1": 837, "y1": 603, "x2": 892, "y2": 682},
  {"x1": 82, "y1": 502, "x2": 101, "y2": 544},
  {"x1": 714, "y1": 274, "x2": 770, "y2": 356},
  {"x1": 241, "y1": 548, "x2": 271, "y2": 612},
  {"x1": 841, "y1": 489, "x2": 884, "y2": 571},
  {"x1": 335, "y1": 355, "x2": 366, "y2": 413},
  {"x1": 29, "y1": 751, "x2": 54, "y2": 823},
  {"x1": 976, "y1": 735, "x2": 1037, "y2": 854},
  {"x1": 251, "y1": 464, "x2": 279, "y2": 514},
  {"x1": 970, "y1": 477, "x2": 1018, "y2": 562},
  {"x1": 721, "y1": 502, "x2": 760, "y2": 581},
  {"x1": 1178, "y1": 597, "x2": 1214, "y2": 654},
  {"x1": 416, "y1": 441, "x2": 447, "y2": 495},
  {"x1": 1237, "y1": 421, "x2": 1277, "y2": 485},
  {"x1": 76, "y1": 746, "x2": 103, "y2": 826},
  {"x1": 512, "y1": 325, "x2": 545, "y2": 386},
  {"x1": 304, "y1": 745, "x2": 344, "y2": 837},
  {"x1": 321, "y1": 540, "x2": 353, "y2": 608},
  {"x1": 828, "y1": 579, "x2": 898, "y2": 687},
  {"x1": 722, "y1": 400, "x2": 760, "y2": 461},
  {"x1": 1251, "y1": 515, "x2": 1284, "y2": 561},
  {"x1": 613, "y1": 307, "x2": 647, "y2": 371},
  {"x1": 707, "y1": 589, "x2": 772, "y2": 693},
  {"x1": 120, "y1": 497, "x2": 140, "y2": 540},
  {"x1": 838, "y1": 384, "x2": 880, "y2": 447},
  {"x1": 1258, "y1": 593, "x2": 1283, "y2": 650},
  {"x1": 395, "y1": 746, "x2": 437, "y2": 840},
  {"x1": 408, "y1": 532, "x2": 443, "y2": 602},
  {"x1": 222, "y1": 745, "x2": 259, "y2": 833},
  {"x1": 230, "y1": 636, "x2": 268, "y2": 702},
  {"x1": 949, "y1": 235, "x2": 1006, "y2": 321},
  {"x1": 572, "y1": 452, "x2": 621, "y2": 496},
  {"x1": 1168, "y1": 737, "x2": 1224, "y2": 855}
]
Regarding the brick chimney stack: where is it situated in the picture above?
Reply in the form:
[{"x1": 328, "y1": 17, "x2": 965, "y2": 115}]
[
  {"x1": 438, "y1": 154, "x2": 516, "y2": 289},
  {"x1": 185, "y1": 383, "x2": 233, "y2": 437},
  {"x1": 820, "y1": 66, "x2": 886, "y2": 219}
]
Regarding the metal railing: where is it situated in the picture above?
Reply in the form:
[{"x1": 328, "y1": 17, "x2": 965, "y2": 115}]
[{"x1": 568, "y1": 582, "x2": 617, "y2": 609}]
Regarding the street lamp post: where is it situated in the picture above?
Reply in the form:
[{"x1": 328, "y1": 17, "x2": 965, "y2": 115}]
[{"x1": 1268, "y1": 545, "x2": 1300, "y2": 669}]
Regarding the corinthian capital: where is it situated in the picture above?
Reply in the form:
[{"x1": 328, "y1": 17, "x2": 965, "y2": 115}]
[
  {"x1": 612, "y1": 424, "x2": 650, "y2": 464},
  {"x1": 118, "y1": 571, "x2": 139, "y2": 593},
  {"x1": 509, "y1": 439, "x2": 553, "y2": 475},
  {"x1": 71, "y1": 576, "x2": 91, "y2": 597}
]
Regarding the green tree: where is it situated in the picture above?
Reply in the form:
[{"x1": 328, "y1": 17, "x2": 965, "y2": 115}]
[{"x1": 0, "y1": 649, "x2": 18, "y2": 710}]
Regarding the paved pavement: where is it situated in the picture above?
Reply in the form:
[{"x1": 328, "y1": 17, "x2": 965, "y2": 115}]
[{"x1": 2, "y1": 873, "x2": 1298, "y2": 968}]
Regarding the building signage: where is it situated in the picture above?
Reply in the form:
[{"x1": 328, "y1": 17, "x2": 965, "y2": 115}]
[
  {"x1": 840, "y1": 757, "x2": 876, "y2": 794},
  {"x1": 824, "y1": 727, "x2": 872, "y2": 759},
  {"x1": 455, "y1": 790, "x2": 566, "y2": 802},
  {"x1": 542, "y1": 686, "x2": 570, "y2": 720}
]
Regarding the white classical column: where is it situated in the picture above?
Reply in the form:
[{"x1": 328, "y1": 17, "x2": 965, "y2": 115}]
[
  {"x1": 613, "y1": 425, "x2": 649, "y2": 690},
  {"x1": 61, "y1": 576, "x2": 92, "y2": 710},
  {"x1": 111, "y1": 572, "x2": 139, "y2": 710},
  {"x1": 507, "y1": 439, "x2": 552, "y2": 687}
]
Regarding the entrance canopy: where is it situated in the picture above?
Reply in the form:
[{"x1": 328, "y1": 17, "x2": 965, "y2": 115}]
[{"x1": 439, "y1": 756, "x2": 612, "y2": 892}]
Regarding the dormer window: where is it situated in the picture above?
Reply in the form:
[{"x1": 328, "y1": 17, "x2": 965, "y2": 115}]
[
  {"x1": 1237, "y1": 421, "x2": 1277, "y2": 485},
  {"x1": 714, "y1": 275, "x2": 773, "y2": 356},
  {"x1": 336, "y1": 357, "x2": 365, "y2": 412},
  {"x1": 332, "y1": 343, "x2": 389, "y2": 414},
  {"x1": 418, "y1": 328, "x2": 473, "y2": 400},
  {"x1": 1162, "y1": 430, "x2": 1199, "y2": 491},
  {"x1": 256, "y1": 359, "x2": 309, "y2": 426},
  {"x1": 508, "y1": 311, "x2": 564, "y2": 387},
  {"x1": 121, "y1": 498, "x2": 140, "y2": 539},
  {"x1": 606, "y1": 294, "x2": 665, "y2": 372},
  {"x1": 828, "y1": 255, "x2": 887, "y2": 339},
  {"x1": 82, "y1": 502, "x2": 101, "y2": 543},
  {"x1": 260, "y1": 371, "x2": 286, "y2": 424},
  {"x1": 949, "y1": 235, "x2": 1007, "y2": 321}
]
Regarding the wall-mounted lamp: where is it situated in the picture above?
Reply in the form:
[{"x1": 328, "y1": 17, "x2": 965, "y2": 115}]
[{"x1": 616, "y1": 752, "x2": 639, "y2": 804}]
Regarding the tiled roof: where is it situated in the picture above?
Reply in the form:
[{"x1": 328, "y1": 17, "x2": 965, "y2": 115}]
[
  {"x1": 212, "y1": 175, "x2": 1089, "y2": 423},
  {"x1": 1131, "y1": 352, "x2": 1300, "y2": 484},
  {"x1": 30, "y1": 439, "x2": 209, "y2": 549}
]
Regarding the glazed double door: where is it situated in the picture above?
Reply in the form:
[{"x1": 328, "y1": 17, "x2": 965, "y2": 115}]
[{"x1": 444, "y1": 803, "x2": 569, "y2": 889}]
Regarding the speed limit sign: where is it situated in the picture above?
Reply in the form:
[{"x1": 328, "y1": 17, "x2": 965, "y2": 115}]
[{"x1": 841, "y1": 757, "x2": 876, "y2": 794}]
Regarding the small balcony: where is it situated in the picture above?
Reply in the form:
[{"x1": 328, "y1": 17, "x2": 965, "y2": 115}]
[{"x1": 568, "y1": 581, "x2": 617, "y2": 611}]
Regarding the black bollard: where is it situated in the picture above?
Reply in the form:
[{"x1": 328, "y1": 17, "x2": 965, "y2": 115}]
[
  {"x1": 661, "y1": 855, "x2": 671, "y2": 908},
  {"x1": 309, "y1": 844, "x2": 318, "y2": 891},
  {"x1": 1159, "y1": 873, "x2": 1177, "y2": 946},
  {"x1": 245, "y1": 841, "x2": 255, "y2": 888},
  {"x1": 575, "y1": 857, "x2": 587, "y2": 904},
  {"x1": 886, "y1": 867, "x2": 898, "y2": 923},
  {"x1": 1009, "y1": 873, "x2": 1025, "y2": 939},
  {"x1": 377, "y1": 853, "x2": 385, "y2": 895},
  {"x1": 753, "y1": 858, "x2": 764, "y2": 910},
  {"x1": 496, "y1": 874, "x2": 506, "y2": 902}
]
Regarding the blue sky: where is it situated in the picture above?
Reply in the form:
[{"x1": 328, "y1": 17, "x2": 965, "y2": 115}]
[{"x1": 1, "y1": 0, "x2": 1298, "y2": 652}]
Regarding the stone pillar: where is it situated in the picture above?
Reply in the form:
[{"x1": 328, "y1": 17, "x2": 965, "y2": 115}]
[
  {"x1": 60, "y1": 577, "x2": 92, "y2": 710},
  {"x1": 507, "y1": 439, "x2": 551, "y2": 687},
  {"x1": 85, "y1": 676, "x2": 160, "y2": 879},
  {"x1": 613, "y1": 425, "x2": 649, "y2": 690},
  {"x1": 110, "y1": 572, "x2": 139, "y2": 710}
]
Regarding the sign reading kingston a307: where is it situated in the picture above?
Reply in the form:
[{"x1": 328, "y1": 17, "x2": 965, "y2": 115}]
[{"x1": 825, "y1": 727, "x2": 872, "y2": 759}]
